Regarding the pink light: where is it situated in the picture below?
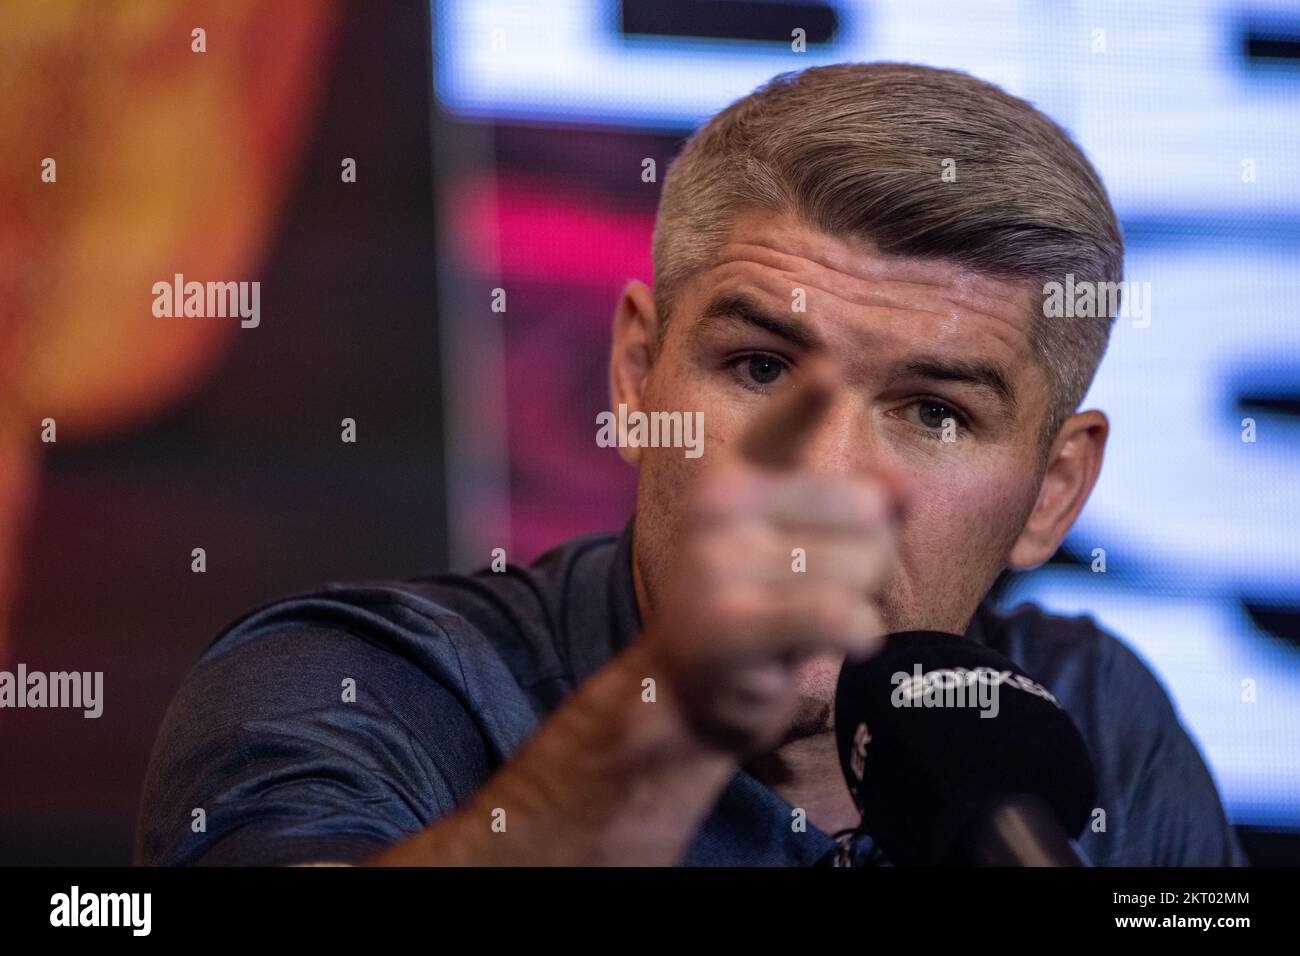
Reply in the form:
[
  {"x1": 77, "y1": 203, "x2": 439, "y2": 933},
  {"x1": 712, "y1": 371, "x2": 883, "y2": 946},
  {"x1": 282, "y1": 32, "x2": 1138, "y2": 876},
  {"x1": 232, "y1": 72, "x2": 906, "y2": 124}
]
[{"x1": 453, "y1": 175, "x2": 655, "y2": 287}]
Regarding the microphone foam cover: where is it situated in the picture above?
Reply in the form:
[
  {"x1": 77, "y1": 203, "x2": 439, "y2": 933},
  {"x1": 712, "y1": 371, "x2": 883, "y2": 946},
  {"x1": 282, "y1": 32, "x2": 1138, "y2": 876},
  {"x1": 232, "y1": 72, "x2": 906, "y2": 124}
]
[{"x1": 834, "y1": 630, "x2": 1097, "y2": 865}]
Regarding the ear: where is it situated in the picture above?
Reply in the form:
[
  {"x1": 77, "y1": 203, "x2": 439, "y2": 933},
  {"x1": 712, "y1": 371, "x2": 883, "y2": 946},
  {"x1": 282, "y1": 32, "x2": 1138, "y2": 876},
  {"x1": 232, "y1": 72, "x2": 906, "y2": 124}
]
[
  {"x1": 1007, "y1": 410, "x2": 1108, "y2": 570},
  {"x1": 608, "y1": 280, "x2": 660, "y2": 465}
]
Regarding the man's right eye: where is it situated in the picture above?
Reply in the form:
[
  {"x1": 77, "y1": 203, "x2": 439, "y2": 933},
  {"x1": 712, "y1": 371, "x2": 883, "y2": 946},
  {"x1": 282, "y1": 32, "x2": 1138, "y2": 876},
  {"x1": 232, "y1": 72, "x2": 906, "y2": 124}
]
[{"x1": 728, "y1": 353, "x2": 789, "y2": 392}]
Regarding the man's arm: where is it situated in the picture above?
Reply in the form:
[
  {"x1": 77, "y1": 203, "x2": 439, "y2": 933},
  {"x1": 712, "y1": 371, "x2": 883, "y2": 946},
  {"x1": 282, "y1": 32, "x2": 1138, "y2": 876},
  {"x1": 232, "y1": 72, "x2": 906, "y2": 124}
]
[
  {"x1": 138, "y1": 613, "x2": 738, "y2": 867},
  {"x1": 364, "y1": 639, "x2": 738, "y2": 866}
]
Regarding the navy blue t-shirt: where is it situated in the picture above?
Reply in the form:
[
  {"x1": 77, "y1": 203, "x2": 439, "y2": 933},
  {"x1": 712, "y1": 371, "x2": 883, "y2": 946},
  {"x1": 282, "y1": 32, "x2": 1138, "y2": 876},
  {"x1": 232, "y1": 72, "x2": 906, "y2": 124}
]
[{"x1": 135, "y1": 520, "x2": 1247, "y2": 866}]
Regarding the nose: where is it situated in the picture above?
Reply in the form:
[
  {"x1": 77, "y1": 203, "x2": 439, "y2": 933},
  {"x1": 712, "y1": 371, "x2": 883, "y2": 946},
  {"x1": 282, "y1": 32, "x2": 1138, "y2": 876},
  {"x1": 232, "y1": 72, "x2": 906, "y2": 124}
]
[
  {"x1": 802, "y1": 385, "x2": 876, "y2": 473},
  {"x1": 803, "y1": 388, "x2": 909, "y2": 516}
]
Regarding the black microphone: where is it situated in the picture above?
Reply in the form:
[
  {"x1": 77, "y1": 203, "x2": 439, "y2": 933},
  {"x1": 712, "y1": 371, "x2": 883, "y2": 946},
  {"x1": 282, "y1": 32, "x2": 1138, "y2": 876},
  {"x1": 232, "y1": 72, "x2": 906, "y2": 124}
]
[{"x1": 834, "y1": 630, "x2": 1097, "y2": 866}]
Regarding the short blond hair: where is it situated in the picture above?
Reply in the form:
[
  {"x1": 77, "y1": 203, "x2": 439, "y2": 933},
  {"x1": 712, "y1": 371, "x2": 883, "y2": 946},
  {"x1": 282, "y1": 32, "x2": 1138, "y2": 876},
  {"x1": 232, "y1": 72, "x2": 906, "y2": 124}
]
[{"x1": 652, "y1": 63, "x2": 1124, "y2": 439}]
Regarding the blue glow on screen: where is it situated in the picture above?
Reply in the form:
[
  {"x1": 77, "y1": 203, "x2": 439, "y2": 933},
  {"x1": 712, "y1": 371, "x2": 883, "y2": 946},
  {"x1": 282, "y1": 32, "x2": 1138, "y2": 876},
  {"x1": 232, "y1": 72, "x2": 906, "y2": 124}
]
[{"x1": 434, "y1": 0, "x2": 1300, "y2": 826}]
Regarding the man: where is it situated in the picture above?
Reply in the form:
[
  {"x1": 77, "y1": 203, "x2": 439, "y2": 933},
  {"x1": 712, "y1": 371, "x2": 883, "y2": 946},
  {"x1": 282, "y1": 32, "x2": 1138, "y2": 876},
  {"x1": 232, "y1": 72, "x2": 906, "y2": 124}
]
[{"x1": 136, "y1": 63, "x2": 1246, "y2": 866}]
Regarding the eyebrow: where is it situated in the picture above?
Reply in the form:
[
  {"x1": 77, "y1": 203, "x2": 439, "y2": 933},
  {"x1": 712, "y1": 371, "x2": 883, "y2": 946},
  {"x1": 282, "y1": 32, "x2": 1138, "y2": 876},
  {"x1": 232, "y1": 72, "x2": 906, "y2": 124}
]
[
  {"x1": 897, "y1": 357, "x2": 1019, "y2": 414},
  {"x1": 694, "y1": 292, "x2": 823, "y2": 351}
]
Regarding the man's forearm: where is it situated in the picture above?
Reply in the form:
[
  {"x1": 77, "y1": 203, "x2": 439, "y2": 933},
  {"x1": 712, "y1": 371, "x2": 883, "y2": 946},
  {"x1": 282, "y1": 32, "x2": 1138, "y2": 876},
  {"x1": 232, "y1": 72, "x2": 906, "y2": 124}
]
[{"x1": 363, "y1": 640, "x2": 738, "y2": 866}]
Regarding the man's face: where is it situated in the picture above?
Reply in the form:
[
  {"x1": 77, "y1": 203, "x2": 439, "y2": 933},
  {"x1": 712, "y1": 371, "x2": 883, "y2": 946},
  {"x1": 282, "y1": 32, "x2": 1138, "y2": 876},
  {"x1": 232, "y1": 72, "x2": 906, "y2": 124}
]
[{"x1": 628, "y1": 208, "x2": 1057, "y2": 735}]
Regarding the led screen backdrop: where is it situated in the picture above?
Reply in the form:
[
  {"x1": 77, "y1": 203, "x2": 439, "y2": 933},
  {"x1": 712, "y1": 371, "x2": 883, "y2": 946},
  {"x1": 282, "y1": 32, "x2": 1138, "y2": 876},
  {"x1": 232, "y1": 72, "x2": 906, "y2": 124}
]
[
  {"x1": 430, "y1": 0, "x2": 1300, "y2": 829},
  {"x1": 0, "y1": 0, "x2": 445, "y2": 865}
]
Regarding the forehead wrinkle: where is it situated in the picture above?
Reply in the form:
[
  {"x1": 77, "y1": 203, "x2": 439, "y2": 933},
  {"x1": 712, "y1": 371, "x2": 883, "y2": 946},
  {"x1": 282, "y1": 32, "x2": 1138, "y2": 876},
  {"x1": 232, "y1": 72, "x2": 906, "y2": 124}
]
[
  {"x1": 701, "y1": 255, "x2": 960, "y2": 324},
  {"x1": 719, "y1": 209, "x2": 1027, "y2": 299},
  {"x1": 705, "y1": 242, "x2": 1032, "y2": 341},
  {"x1": 712, "y1": 209, "x2": 1037, "y2": 314},
  {"x1": 699, "y1": 261, "x2": 1028, "y2": 368},
  {"x1": 691, "y1": 291, "x2": 825, "y2": 352}
]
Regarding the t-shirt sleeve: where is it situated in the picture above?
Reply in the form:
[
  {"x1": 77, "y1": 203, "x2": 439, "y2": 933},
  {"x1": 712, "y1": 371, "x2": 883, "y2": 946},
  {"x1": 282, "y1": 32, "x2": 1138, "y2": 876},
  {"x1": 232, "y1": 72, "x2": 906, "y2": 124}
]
[
  {"x1": 135, "y1": 622, "x2": 493, "y2": 866},
  {"x1": 1103, "y1": 637, "x2": 1249, "y2": 867}
]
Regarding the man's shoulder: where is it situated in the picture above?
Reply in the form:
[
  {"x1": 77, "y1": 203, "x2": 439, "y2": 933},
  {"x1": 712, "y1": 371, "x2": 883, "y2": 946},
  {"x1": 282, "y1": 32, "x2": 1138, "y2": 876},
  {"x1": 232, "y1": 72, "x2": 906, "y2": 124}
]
[
  {"x1": 975, "y1": 599, "x2": 1164, "y2": 702},
  {"x1": 197, "y1": 527, "x2": 628, "y2": 707}
]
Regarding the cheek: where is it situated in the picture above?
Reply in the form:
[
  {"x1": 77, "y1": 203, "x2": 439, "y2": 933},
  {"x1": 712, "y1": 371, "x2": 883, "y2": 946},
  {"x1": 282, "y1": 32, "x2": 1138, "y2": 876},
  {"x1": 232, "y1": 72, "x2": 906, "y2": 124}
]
[
  {"x1": 633, "y1": 375, "x2": 735, "y2": 595},
  {"x1": 895, "y1": 465, "x2": 1037, "y2": 591},
  {"x1": 639, "y1": 375, "x2": 747, "y2": 498}
]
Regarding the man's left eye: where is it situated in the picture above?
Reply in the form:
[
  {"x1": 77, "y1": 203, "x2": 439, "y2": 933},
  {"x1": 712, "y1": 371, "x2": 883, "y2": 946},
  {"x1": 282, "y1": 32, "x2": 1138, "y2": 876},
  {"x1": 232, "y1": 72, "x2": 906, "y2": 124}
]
[{"x1": 915, "y1": 400, "x2": 964, "y2": 429}]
